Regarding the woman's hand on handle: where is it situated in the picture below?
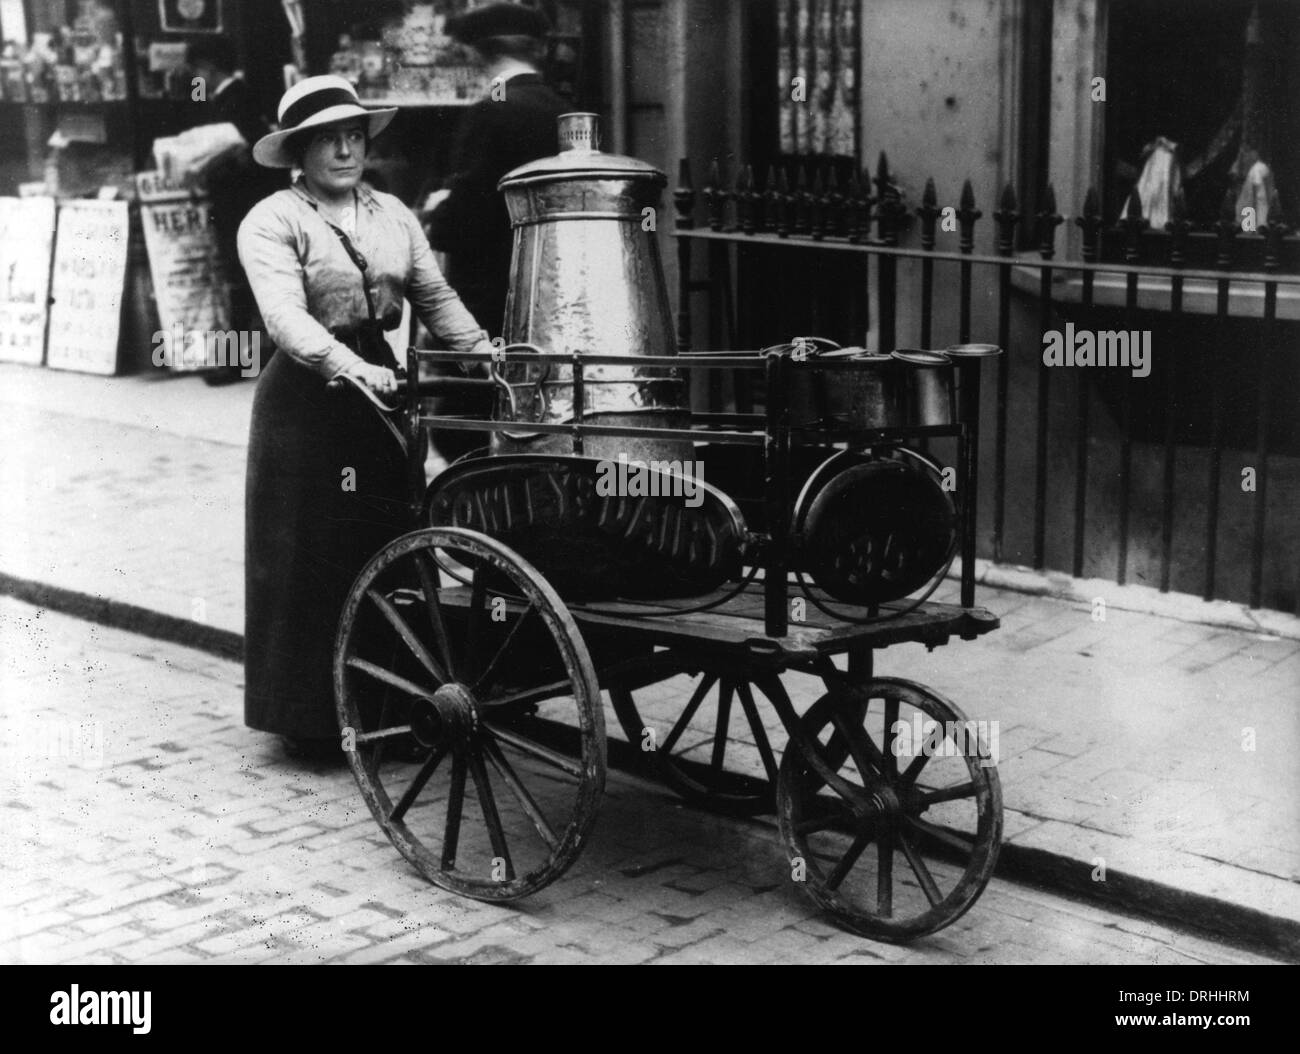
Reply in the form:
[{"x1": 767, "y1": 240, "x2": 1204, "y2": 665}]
[{"x1": 344, "y1": 361, "x2": 398, "y2": 395}]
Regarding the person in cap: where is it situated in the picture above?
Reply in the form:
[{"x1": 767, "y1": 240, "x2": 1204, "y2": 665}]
[
  {"x1": 238, "y1": 75, "x2": 495, "y2": 760},
  {"x1": 422, "y1": 3, "x2": 568, "y2": 458}
]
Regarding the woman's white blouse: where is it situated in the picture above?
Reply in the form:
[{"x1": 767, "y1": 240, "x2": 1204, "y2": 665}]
[{"x1": 238, "y1": 180, "x2": 491, "y2": 379}]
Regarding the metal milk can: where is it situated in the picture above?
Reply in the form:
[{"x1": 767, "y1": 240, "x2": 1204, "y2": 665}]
[{"x1": 491, "y1": 113, "x2": 691, "y2": 462}]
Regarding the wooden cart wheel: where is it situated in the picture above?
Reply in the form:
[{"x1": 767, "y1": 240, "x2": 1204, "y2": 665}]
[
  {"x1": 777, "y1": 677, "x2": 1002, "y2": 941},
  {"x1": 334, "y1": 527, "x2": 604, "y2": 901},
  {"x1": 610, "y1": 669, "x2": 783, "y2": 816}
]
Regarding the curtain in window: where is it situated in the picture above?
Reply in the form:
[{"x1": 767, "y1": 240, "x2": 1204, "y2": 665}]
[{"x1": 778, "y1": 0, "x2": 859, "y2": 159}]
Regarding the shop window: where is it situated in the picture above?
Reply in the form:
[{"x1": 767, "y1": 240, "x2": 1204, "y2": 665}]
[{"x1": 1101, "y1": 0, "x2": 1298, "y2": 266}]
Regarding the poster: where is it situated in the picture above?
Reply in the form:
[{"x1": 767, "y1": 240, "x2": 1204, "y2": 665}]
[
  {"x1": 45, "y1": 199, "x2": 129, "y2": 375},
  {"x1": 0, "y1": 197, "x2": 56, "y2": 366},
  {"x1": 135, "y1": 170, "x2": 231, "y2": 372}
]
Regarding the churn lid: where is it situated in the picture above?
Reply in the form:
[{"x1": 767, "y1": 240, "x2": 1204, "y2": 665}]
[{"x1": 498, "y1": 113, "x2": 666, "y2": 189}]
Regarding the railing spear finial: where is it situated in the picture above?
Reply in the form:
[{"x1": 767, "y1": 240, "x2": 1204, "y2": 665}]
[
  {"x1": 736, "y1": 165, "x2": 754, "y2": 235},
  {"x1": 704, "y1": 157, "x2": 724, "y2": 231},
  {"x1": 1119, "y1": 185, "x2": 1147, "y2": 263},
  {"x1": 673, "y1": 159, "x2": 696, "y2": 232},
  {"x1": 1215, "y1": 184, "x2": 1240, "y2": 269},
  {"x1": 993, "y1": 182, "x2": 1020, "y2": 257},
  {"x1": 762, "y1": 164, "x2": 780, "y2": 234},
  {"x1": 810, "y1": 168, "x2": 826, "y2": 241},
  {"x1": 1165, "y1": 185, "x2": 1191, "y2": 267},
  {"x1": 1036, "y1": 183, "x2": 1064, "y2": 260},
  {"x1": 826, "y1": 168, "x2": 846, "y2": 238},
  {"x1": 775, "y1": 167, "x2": 791, "y2": 239},
  {"x1": 1261, "y1": 190, "x2": 1289, "y2": 272},
  {"x1": 957, "y1": 179, "x2": 982, "y2": 253},
  {"x1": 917, "y1": 177, "x2": 940, "y2": 251},
  {"x1": 793, "y1": 165, "x2": 811, "y2": 237},
  {"x1": 1075, "y1": 186, "x2": 1103, "y2": 263}
]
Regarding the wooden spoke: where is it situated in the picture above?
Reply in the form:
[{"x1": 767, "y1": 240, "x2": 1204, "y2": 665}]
[
  {"x1": 825, "y1": 827, "x2": 876, "y2": 891},
  {"x1": 463, "y1": 567, "x2": 490, "y2": 683},
  {"x1": 355, "y1": 724, "x2": 414, "y2": 744},
  {"x1": 473, "y1": 604, "x2": 538, "y2": 694},
  {"x1": 482, "y1": 677, "x2": 573, "y2": 711},
  {"x1": 806, "y1": 849, "x2": 841, "y2": 865},
  {"x1": 662, "y1": 673, "x2": 718, "y2": 755},
  {"x1": 763, "y1": 675, "x2": 863, "y2": 802},
  {"x1": 389, "y1": 745, "x2": 449, "y2": 823},
  {"x1": 794, "y1": 797, "x2": 859, "y2": 836},
  {"x1": 412, "y1": 550, "x2": 456, "y2": 679},
  {"x1": 882, "y1": 694, "x2": 899, "y2": 779},
  {"x1": 487, "y1": 724, "x2": 583, "y2": 779},
  {"x1": 468, "y1": 752, "x2": 514, "y2": 880},
  {"x1": 906, "y1": 815, "x2": 975, "y2": 855},
  {"x1": 900, "y1": 751, "x2": 932, "y2": 787},
  {"x1": 915, "y1": 781, "x2": 979, "y2": 809},
  {"x1": 898, "y1": 830, "x2": 943, "y2": 907},
  {"x1": 710, "y1": 680, "x2": 734, "y2": 771},
  {"x1": 345, "y1": 656, "x2": 435, "y2": 700},
  {"x1": 830, "y1": 708, "x2": 881, "y2": 786},
  {"x1": 370, "y1": 689, "x2": 394, "y2": 767},
  {"x1": 483, "y1": 737, "x2": 559, "y2": 851},
  {"x1": 737, "y1": 681, "x2": 779, "y2": 784},
  {"x1": 876, "y1": 832, "x2": 894, "y2": 916},
  {"x1": 441, "y1": 753, "x2": 467, "y2": 871},
  {"x1": 366, "y1": 588, "x2": 450, "y2": 685}
]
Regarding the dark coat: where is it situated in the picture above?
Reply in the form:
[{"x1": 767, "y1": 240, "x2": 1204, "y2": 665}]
[
  {"x1": 201, "y1": 77, "x2": 285, "y2": 327},
  {"x1": 425, "y1": 73, "x2": 569, "y2": 336}
]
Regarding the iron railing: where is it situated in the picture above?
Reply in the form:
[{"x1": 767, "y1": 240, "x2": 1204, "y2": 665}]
[{"x1": 672, "y1": 154, "x2": 1300, "y2": 613}]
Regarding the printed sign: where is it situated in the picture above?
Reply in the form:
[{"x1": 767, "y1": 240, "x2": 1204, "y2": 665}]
[
  {"x1": 45, "y1": 199, "x2": 129, "y2": 375},
  {"x1": 136, "y1": 170, "x2": 231, "y2": 372},
  {"x1": 0, "y1": 196, "x2": 56, "y2": 365}
]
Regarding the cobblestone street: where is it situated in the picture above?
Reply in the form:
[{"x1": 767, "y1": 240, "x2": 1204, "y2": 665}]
[{"x1": 0, "y1": 599, "x2": 1282, "y2": 965}]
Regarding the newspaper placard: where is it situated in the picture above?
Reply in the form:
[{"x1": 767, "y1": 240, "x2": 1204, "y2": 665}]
[
  {"x1": 135, "y1": 170, "x2": 231, "y2": 372},
  {"x1": 0, "y1": 196, "x2": 56, "y2": 365},
  {"x1": 45, "y1": 199, "x2": 129, "y2": 375}
]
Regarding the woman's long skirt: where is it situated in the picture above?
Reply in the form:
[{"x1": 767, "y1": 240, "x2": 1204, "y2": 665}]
[{"x1": 244, "y1": 352, "x2": 413, "y2": 739}]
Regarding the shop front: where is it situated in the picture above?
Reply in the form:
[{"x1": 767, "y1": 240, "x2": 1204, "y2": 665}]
[{"x1": 0, "y1": 0, "x2": 594, "y2": 376}]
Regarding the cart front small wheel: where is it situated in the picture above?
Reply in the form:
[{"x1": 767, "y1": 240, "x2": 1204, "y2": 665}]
[
  {"x1": 610, "y1": 668, "x2": 784, "y2": 816},
  {"x1": 777, "y1": 677, "x2": 1002, "y2": 941},
  {"x1": 335, "y1": 527, "x2": 604, "y2": 901}
]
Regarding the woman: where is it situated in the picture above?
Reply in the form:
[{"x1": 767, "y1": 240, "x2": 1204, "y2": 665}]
[{"x1": 238, "y1": 76, "x2": 494, "y2": 759}]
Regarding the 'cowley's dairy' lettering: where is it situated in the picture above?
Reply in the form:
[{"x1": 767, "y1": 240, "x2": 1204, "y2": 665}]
[
  {"x1": 50, "y1": 985, "x2": 151, "y2": 1034},
  {"x1": 445, "y1": 465, "x2": 723, "y2": 572}
]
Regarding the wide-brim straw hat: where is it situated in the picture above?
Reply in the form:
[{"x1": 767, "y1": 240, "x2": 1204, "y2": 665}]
[{"x1": 252, "y1": 75, "x2": 397, "y2": 169}]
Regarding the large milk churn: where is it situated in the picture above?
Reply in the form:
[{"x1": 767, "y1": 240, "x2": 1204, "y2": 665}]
[{"x1": 491, "y1": 113, "x2": 692, "y2": 462}]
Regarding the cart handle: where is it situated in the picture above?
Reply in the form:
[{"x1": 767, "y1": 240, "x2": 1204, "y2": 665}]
[{"x1": 327, "y1": 369, "x2": 408, "y2": 453}]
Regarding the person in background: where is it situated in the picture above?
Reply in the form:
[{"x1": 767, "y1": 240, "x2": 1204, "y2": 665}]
[
  {"x1": 421, "y1": 2, "x2": 568, "y2": 460},
  {"x1": 238, "y1": 76, "x2": 495, "y2": 760},
  {"x1": 425, "y1": 2, "x2": 566, "y2": 336},
  {"x1": 187, "y1": 35, "x2": 284, "y2": 383}
]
